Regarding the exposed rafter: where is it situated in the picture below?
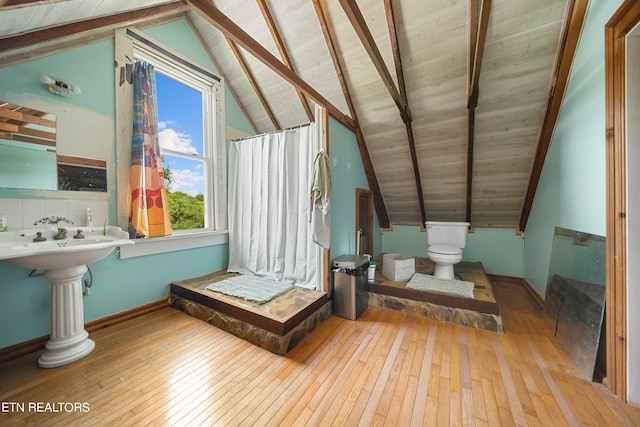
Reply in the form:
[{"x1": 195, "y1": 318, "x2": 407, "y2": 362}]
[
  {"x1": 312, "y1": 0, "x2": 389, "y2": 228},
  {"x1": 312, "y1": 0, "x2": 354, "y2": 120},
  {"x1": 0, "y1": 0, "x2": 68, "y2": 11},
  {"x1": 0, "y1": 1, "x2": 186, "y2": 54},
  {"x1": 519, "y1": 0, "x2": 590, "y2": 232},
  {"x1": 186, "y1": 17, "x2": 258, "y2": 134},
  {"x1": 468, "y1": 0, "x2": 491, "y2": 110},
  {"x1": 256, "y1": 0, "x2": 314, "y2": 123},
  {"x1": 183, "y1": 0, "x2": 357, "y2": 133},
  {"x1": 383, "y1": 0, "x2": 407, "y2": 101},
  {"x1": 0, "y1": 0, "x2": 584, "y2": 230},
  {"x1": 383, "y1": 0, "x2": 426, "y2": 225},
  {"x1": 466, "y1": 0, "x2": 491, "y2": 223},
  {"x1": 338, "y1": 0, "x2": 411, "y2": 124},
  {"x1": 226, "y1": 36, "x2": 281, "y2": 130}
]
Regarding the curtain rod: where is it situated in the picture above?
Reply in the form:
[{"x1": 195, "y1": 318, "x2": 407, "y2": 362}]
[
  {"x1": 229, "y1": 122, "x2": 313, "y2": 143},
  {"x1": 126, "y1": 29, "x2": 221, "y2": 83}
]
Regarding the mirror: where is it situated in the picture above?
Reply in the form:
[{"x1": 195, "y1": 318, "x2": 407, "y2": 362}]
[
  {"x1": 0, "y1": 101, "x2": 107, "y2": 192},
  {"x1": 544, "y1": 227, "x2": 606, "y2": 381},
  {"x1": 0, "y1": 101, "x2": 58, "y2": 190}
]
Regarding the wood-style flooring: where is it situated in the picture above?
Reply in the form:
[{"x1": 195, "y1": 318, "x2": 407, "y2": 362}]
[{"x1": 1, "y1": 278, "x2": 639, "y2": 426}]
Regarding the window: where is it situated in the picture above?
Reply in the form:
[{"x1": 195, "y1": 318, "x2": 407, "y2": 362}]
[
  {"x1": 155, "y1": 72, "x2": 207, "y2": 230},
  {"x1": 116, "y1": 28, "x2": 228, "y2": 258},
  {"x1": 131, "y1": 31, "x2": 226, "y2": 234}
]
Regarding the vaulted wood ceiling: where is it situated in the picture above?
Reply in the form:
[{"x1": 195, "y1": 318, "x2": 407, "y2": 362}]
[{"x1": 0, "y1": 0, "x2": 588, "y2": 231}]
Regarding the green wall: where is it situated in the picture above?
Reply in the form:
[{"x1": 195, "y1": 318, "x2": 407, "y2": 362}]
[
  {"x1": 329, "y1": 119, "x2": 381, "y2": 260},
  {"x1": 524, "y1": 0, "x2": 622, "y2": 296},
  {"x1": 0, "y1": 19, "x2": 377, "y2": 349},
  {"x1": 0, "y1": 20, "x2": 239, "y2": 349},
  {"x1": 381, "y1": 225, "x2": 524, "y2": 277}
]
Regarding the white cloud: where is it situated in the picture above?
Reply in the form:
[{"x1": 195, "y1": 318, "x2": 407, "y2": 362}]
[
  {"x1": 159, "y1": 127, "x2": 197, "y2": 154},
  {"x1": 167, "y1": 168, "x2": 204, "y2": 196}
]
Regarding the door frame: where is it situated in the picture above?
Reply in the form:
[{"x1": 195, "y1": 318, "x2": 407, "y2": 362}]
[
  {"x1": 605, "y1": 0, "x2": 640, "y2": 400},
  {"x1": 355, "y1": 188, "x2": 374, "y2": 256}
]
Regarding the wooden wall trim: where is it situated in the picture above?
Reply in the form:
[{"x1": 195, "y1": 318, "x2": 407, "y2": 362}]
[
  {"x1": 56, "y1": 154, "x2": 106, "y2": 168},
  {"x1": 487, "y1": 274, "x2": 545, "y2": 310},
  {"x1": 604, "y1": 0, "x2": 640, "y2": 402},
  {"x1": 0, "y1": 299, "x2": 169, "y2": 365},
  {"x1": 518, "y1": 0, "x2": 590, "y2": 232}
]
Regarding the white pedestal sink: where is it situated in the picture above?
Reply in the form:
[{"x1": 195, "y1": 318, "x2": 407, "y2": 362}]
[{"x1": 0, "y1": 226, "x2": 133, "y2": 368}]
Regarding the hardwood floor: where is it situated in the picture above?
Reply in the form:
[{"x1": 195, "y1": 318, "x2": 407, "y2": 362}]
[{"x1": 1, "y1": 278, "x2": 639, "y2": 426}]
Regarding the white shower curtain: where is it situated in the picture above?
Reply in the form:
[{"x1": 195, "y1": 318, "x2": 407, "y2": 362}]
[{"x1": 227, "y1": 124, "x2": 321, "y2": 290}]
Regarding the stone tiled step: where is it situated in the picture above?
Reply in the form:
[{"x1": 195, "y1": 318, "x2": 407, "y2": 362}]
[{"x1": 170, "y1": 287, "x2": 331, "y2": 355}]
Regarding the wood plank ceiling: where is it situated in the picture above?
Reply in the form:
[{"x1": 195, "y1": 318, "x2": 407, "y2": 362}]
[{"x1": 0, "y1": 0, "x2": 588, "y2": 231}]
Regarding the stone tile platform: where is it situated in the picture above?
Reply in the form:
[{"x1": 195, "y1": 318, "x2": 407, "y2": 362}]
[
  {"x1": 368, "y1": 257, "x2": 504, "y2": 333},
  {"x1": 170, "y1": 271, "x2": 331, "y2": 355}
]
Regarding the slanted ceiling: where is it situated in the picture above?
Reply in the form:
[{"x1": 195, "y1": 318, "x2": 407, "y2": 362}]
[{"x1": 0, "y1": 0, "x2": 588, "y2": 231}]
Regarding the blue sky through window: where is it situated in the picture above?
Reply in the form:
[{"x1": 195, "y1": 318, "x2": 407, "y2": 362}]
[{"x1": 155, "y1": 72, "x2": 205, "y2": 197}]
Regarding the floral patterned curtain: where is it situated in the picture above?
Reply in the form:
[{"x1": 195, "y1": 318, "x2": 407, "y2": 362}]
[{"x1": 129, "y1": 62, "x2": 172, "y2": 238}]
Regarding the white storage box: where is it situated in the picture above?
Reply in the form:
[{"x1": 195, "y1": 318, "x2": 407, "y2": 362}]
[{"x1": 382, "y1": 253, "x2": 415, "y2": 282}]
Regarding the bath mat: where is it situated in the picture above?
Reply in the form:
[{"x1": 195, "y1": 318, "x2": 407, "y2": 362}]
[
  {"x1": 205, "y1": 274, "x2": 294, "y2": 304},
  {"x1": 406, "y1": 273, "x2": 475, "y2": 299}
]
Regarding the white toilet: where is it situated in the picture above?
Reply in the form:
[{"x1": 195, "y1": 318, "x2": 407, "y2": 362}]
[{"x1": 425, "y1": 221, "x2": 470, "y2": 280}]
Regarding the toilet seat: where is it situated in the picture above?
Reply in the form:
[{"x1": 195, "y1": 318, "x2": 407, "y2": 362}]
[{"x1": 428, "y1": 244, "x2": 462, "y2": 256}]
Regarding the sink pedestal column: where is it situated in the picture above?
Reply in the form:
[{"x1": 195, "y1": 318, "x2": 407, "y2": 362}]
[{"x1": 39, "y1": 265, "x2": 95, "y2": 368}]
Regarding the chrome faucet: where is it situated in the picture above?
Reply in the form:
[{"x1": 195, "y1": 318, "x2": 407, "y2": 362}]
[
  {"x1": 32, "y1": 232, "x2": 46, "y2": 242},
  {"x1": 53, "y1": 228, "x2": 67, "y2": 240}
]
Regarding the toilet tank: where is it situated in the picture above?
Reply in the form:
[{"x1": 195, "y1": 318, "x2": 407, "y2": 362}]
[{"x1": 425, "y1": 221, "x2": 470, "y2": 248}]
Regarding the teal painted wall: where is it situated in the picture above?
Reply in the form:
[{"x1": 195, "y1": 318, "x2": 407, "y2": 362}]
[
  {"x1": 0, "y1": 41, "x2": 115, "y2": 117},
  {"x1": 0, "y1": 18, "x2": 377, "y2": 349},
  {"x1": 524, "y1": 0, "x2": 623, "y2": 296},
  {"x1": 0, "y1": 39, "x2": 117, "y2": 202},
  {"x1": 381, "y1": 225, "x2": 524, "y2": 277},
  {"x1": 465, "y1": 228, "x2": 524, "y2": 277},
  {"x1": 0, "y1": 19, "x2": 243, "y2": 349},
  {"x1": 381, "y1": 225, "x2": 428, "y2": 258},
  {"x1": 329, "y1": 119, "x2": 381, "y2": 260}
]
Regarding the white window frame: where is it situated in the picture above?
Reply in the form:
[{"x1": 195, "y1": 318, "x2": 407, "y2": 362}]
[{"x1": 115, "y1": 28, "x2": 227, "y2": 259}]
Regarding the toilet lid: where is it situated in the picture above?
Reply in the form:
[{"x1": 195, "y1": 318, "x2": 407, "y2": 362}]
[{"x1": 429, "y1": 244, "x2": 462, "y2": 255}]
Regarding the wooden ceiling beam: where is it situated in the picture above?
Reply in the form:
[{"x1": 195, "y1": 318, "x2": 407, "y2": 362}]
[
  {"x1": 466, "y1": 0, "x2": 491, "y2": 224},
  {"x1": 0, "y1": 2, "x2": 186, "y2": 54},
  {"x1": 519, "y1": 0, "x2": 590, "y2": 233},
  {"x1": 312, "y1": 0, "x2": 390, "y2": 228},
  {"x1": 469, "y1": 0, "x2": 479, "y2": 88},
  {"x1": 339, "y1": 0, "x2": 411, "y2": 124},
  {"x1": 312, "y1": 0, "x2": 356, "y2": 120},
  {"x1": 384, "y1": 0, "x2": 426, "y2": 225},
  {"x1": 257, "y1": 0, "x2": 314, "y2": 123},
  {"x1": 383, "y1": 0, "x2": 407, "y2": 102},
  {"x1": 226, "y1": 36, "x2": 281, "y2": 130},
  {"x1": 184, "y1": 0, "x2": 356, "y2": 133},
  {"x1": 186, "y1": 17, "x2": 258, "y2": 134},
  {"x1": 468, "y1": 0, "x2": 491, "y2": 109},
  {"x1": 0, "y1": 0, "x2": 68, "y2": 11}
]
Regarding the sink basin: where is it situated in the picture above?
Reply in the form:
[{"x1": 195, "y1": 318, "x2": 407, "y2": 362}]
[
  {"x1": 1, "y1": 226, "x2": 133, "y2": 270},
  {"x1": 0, "y1": 226, "x2": 133, "y2": 368}
]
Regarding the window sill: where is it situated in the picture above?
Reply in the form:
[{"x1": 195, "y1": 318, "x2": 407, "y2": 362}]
[{"x1": 117, "y1": 230, "x2": 228, "y2": 259}]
